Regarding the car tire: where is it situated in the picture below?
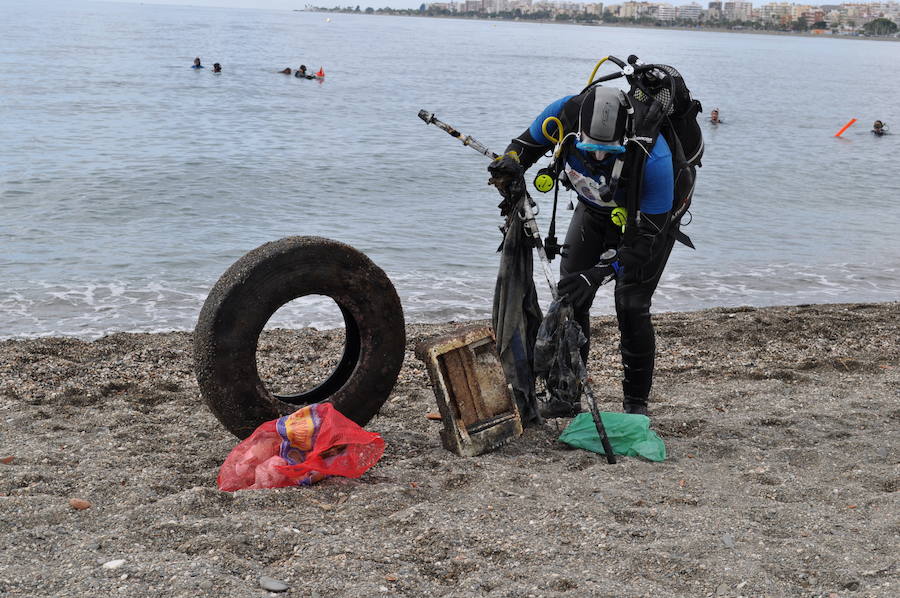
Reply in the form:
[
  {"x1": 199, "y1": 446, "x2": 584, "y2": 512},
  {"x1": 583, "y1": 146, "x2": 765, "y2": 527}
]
[{"x1": 194, "y1": 236, "x2": 405, "y2": 439}]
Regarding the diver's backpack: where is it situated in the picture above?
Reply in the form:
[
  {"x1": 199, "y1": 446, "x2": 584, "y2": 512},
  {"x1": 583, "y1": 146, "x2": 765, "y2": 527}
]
[{"x1": 626, "y1": 63, "x2": 703, "y2": 222}]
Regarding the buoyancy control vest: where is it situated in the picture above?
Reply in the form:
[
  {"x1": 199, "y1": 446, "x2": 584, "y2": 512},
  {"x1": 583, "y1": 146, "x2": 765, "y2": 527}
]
[
  {"x1": 506, "y1": 55, "x2": 703, "y2": 254},
  {"x1": 558, "y1": 57, "x2": 703, "y2": 247},
  {"x1": 560, "y1": 135, "x2": 674, "y2": 214}
]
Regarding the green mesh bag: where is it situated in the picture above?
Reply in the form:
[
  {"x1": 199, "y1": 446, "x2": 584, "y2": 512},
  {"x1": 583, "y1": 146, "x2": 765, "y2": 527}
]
[{"x1": 558, "y1": 412, "x2": 666, "y2": 462}]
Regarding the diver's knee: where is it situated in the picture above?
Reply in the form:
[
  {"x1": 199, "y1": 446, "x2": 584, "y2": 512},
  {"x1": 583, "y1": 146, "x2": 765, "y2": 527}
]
[{"x1": 615, "y1": 289, "x2": 651, "y2": 318}]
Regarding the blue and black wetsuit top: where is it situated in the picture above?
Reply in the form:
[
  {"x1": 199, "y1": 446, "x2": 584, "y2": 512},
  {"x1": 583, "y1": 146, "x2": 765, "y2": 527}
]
[{"x1": 505, "y1": 92, "x2": 674, "y2": 216}]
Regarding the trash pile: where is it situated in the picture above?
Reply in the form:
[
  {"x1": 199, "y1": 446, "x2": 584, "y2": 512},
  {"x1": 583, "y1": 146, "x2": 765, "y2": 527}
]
[{"x1": 218, "y1": 403, "x2": 385, "y2": 491}]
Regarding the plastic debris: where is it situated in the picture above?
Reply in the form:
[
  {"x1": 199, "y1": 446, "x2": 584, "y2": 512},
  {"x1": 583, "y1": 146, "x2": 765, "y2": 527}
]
[
  {"x1": 558, "y1": 411, "x2": 666, "y2": 461},
  {"x1": 218, "y1": 403, "x2": 384, "y2": 491}
]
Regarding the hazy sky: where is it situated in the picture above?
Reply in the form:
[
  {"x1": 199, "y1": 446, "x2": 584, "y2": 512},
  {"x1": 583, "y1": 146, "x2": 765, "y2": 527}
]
[{"x1": 108, "y1": 0, "x2": 720, "y2": 13}]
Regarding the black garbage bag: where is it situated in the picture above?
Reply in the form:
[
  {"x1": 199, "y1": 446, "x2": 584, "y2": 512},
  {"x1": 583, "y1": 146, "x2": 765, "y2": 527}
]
[
  {"x1": 534, "y1": 298, "x2": 586, "y2": 405},
  {"x1": 492, "y1": 196, "x2": 543, "y2": 425}
]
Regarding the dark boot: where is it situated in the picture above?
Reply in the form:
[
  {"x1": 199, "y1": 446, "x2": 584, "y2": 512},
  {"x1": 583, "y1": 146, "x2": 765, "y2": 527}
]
[{"x1": 623, "y1": 396, "x2": 648, "y2": 416}]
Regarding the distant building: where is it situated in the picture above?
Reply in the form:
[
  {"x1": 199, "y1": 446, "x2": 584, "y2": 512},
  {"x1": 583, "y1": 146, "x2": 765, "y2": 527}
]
[
  {"x1": 557, "y1": 1, "x2": 585, "y2": 14},
  {"x1": 531, "y1": 1, "x2": 556, "y2": 14},
  {"x1": 723, "y1": 1, "x2": 753, "y2": 20},
  {"x1": 656, "y1": 3, "x2": 677, "y2": 20},
  {"x1": 759, "y1": 2, "x2": 794, "y2": 24},
  {"x1": 619, "y1": 1, "x2": 655, "y2": 18},
  {"x1": 677, "y1": 2, "x2": 703, "y2": 19},
  {"x1": 791, "y1": 3, "x2": 812, "y2": 20}
]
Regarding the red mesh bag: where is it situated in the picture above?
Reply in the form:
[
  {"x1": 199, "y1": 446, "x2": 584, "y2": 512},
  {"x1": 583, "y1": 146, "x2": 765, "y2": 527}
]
[{"x1": 217, "y1": 402, "x2": 385, "y2": 491}]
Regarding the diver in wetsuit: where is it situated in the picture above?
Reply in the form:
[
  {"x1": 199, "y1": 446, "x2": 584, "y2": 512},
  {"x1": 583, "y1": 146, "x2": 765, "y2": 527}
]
[
  {"x1": 872, "y1": 120, "x2": 887, "y2": 136},
  {"x1": 489, "y1": 86, "x2": 678, "y2": 418}
]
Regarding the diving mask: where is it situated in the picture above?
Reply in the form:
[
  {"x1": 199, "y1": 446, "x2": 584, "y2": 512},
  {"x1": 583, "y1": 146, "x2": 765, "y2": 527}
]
[
  {"x1": 576, "y1": 140, "x2": 626, "y2": 163},
  {"x1": 575, "y1": 141, "x2": 626, "y2": 154}
]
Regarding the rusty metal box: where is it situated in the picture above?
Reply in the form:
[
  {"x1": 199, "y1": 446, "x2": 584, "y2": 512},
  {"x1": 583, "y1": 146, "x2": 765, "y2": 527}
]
[{"x1": 414, "y1": 325, "x2": 523, "y2": 457}]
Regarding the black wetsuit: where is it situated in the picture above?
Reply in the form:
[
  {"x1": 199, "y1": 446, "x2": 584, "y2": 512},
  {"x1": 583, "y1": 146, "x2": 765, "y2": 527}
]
[{"x1": 505, "y1": 91, "x2": 679, "y2": 404}]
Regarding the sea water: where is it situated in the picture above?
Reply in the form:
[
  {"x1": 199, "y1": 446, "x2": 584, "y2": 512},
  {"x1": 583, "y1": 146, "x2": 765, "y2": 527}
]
[{"x1": 2, "y1": 0, "x2": 899, "y2": 339}]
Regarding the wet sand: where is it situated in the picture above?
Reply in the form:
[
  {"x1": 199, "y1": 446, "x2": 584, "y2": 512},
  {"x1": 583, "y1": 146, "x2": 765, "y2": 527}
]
[{"x1": 1, "y1": 302, "x2": 897, "y2": 597}]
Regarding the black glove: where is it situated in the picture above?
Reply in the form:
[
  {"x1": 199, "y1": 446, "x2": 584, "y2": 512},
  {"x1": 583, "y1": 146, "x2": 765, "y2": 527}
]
[
  {"x1": 488, "y1": 152, "x2": 525, "y2": 216},
  {"x1": 488, "y1": 151, "x2": 524, "y2": 180},
  {"x1": 558, "y1": 262, "x2": 620, "y2": 312}
]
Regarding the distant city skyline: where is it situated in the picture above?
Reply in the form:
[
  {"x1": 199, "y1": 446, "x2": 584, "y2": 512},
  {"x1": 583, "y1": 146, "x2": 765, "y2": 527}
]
[{"x1": 105, "y1": 0, "x2": 768, "y2": 13}]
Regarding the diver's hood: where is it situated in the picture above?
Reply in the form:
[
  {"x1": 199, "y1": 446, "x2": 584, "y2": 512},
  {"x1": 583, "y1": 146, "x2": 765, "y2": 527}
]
[{"x1": 579, "y1": 86, "x2": 628, "y2": 145}]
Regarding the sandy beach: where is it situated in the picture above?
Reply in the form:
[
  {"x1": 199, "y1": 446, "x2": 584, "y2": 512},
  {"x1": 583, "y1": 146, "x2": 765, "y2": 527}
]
[{"x1": 1, "y1": 301, "x2": 897, "y2": 597}]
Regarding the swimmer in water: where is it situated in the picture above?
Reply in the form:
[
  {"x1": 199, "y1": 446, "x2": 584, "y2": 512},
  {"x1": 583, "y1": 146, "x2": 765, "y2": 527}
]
[
  {"x1": 279, "y1": 67, "x2": 292, "y2": 75},
  {"x1": 192, "y1": 57, "x2": 204, "y2": 69},
  {"x1": 710, "y1": 108, "x2": 723, "y2": 124},
  {"x1": 213, "y1": 63, "x2": 221, "y2": 73}
]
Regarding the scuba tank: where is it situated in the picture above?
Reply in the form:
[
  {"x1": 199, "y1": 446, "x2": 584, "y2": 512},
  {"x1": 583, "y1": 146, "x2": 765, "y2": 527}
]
[{"x1": 624, "y1": 57, "x2": 703, "y2": 222}]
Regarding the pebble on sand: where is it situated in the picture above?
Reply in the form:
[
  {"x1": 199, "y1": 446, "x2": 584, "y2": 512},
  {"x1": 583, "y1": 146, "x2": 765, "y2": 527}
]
[
  {"x1": 69, "y1": 498, "x2": 92, "y2": 510},
  {"x1": 102, "y1": 559, "x2": 126, "y2": 570},
  {"x1": 259, "y1": 575, "x2": 289, "y2": 592}
]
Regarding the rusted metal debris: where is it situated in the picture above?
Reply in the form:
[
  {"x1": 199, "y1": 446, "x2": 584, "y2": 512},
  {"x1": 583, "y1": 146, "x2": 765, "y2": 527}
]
[{"x1": 414, "y1": 325, "x2": 523, "y2": 457}]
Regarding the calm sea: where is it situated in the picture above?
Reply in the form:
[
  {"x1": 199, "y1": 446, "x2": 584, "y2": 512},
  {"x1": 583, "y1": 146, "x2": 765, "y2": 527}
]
[{"x1": 2, "y1": 0, "x2": 899, "y2": 339}]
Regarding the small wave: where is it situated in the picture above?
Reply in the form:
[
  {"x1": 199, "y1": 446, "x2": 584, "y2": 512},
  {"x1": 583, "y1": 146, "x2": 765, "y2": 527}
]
[{"x1": 2, "y1": 262, "x2": 898, "y2": 340}]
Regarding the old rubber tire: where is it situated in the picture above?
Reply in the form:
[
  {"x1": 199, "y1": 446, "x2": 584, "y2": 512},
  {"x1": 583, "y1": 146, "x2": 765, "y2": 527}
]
[{"x1": 194, "y1": 236, "x2": 405, "y2": 439}]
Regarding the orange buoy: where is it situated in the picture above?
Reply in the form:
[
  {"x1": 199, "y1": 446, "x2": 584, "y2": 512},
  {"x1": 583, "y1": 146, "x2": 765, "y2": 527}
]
[
  {"x1": 316, "y1": 67, "x2": 325, "y2": 78},
  {"x1": 834, "y1": 118, "x2": 857, "y2": 137}
]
